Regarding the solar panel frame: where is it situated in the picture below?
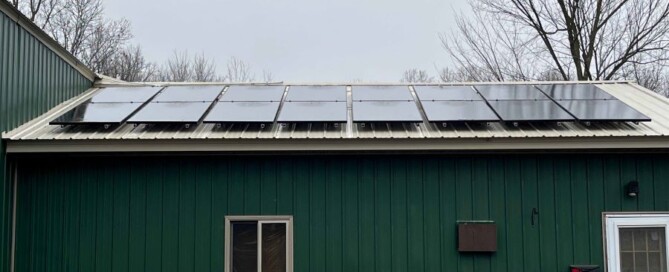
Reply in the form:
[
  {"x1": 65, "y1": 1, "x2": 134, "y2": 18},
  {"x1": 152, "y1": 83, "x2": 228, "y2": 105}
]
[
  {"x1": 90, "y1": 87, "x2": 162, "y2": 103},
  {"x1": 152, "y1": 85, "x2": 225, "y2": 102},
  {"x1": 50, "y1": 101, "x2": 143, "y2": 125},
  {"x1": 277, "y1": 101, "x2": 347, "y2": 123},
  {"x1": 421, "y1": 101, "x2": 500, "y2": 122},
  {"x1": 352, "y1": 86, "x2": 414, "y2": 101},
  {"x1": 352, "y1": 101, "x2": 423, "y2": 123},
  {"x1": 476, "y1": 85, "x2": 550, "y2": 101},
  {"x1": 487, "y1": 100, "x2": 576, "y2": 122},
  {"x1": 536, "y1": 84, "x2": 617, "y2": 100},
  {"x1": 285, "y1": 86, "x2": 347, "y2": 102},
  {"x1": 127, "y1": 102, "x2": 214, "y2": 124},
  {"x1": 415, "y1": 86, "x2": 483, "y2": 101},
  {"x1": 203, "y1": 102, "x2": 281, "y2": 123},
  {"x1": 220, "y1": 86, "x2": 286, "y2": 102},
  {"x1": 556, "y1": 100, "x2": 651, "y2": 122}
]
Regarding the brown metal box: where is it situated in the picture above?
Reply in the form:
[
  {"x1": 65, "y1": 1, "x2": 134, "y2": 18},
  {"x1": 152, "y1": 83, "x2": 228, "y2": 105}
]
[{"x1": 458, "y1": 222, "x2": 497, "y2": 252}]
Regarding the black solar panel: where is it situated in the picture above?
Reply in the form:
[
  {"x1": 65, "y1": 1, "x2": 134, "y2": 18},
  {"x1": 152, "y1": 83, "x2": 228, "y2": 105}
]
[
  {"x1": 91, "y1": 87, "x2": 162, "y2": 103},
  {"x1": 127, "y1": 102, "x2": 212, "y2": 123},
  {"x1": 353, "y1": 101, "x2": 423, "y2": 122},
  {"x1": 220, "y1": 86, "x2": 285, "y2": 102},
  {"x1": 51, "y1": 101, "x2": 143, "y2": 125},
  {"x1": 537, "y1": 84, "x2": 616, "y2": 100},
  {"x1": 557, "y1": 100, "x2": 650, "y2": 122},
  {"x1": 278, "y1": 102, "x2": 347, "y2": 122},
  {"x1": 488, "y1": 100, "x2": 575, "y2": 122},
  {"x1": 285, "y1": 86, "x2": 347, "y2": 102},
  {"x1": 204, "y1": 102, "x2": 280, "y2": 123},
  {"x1": 152, "y1": 86, "x2": 224, "y2": 102},
  {"x1": 415, "y1": 86, "x2": 482, "y2": 101},
  {"x1": 352, "y1": 86, "x2": 413, "y2": 101},
  {"x1": 476, "y1": 85, "x2": 549, "y2": 100},
  {"x1": 421, "y1": 101, "x2": 499, "y2": 122}
]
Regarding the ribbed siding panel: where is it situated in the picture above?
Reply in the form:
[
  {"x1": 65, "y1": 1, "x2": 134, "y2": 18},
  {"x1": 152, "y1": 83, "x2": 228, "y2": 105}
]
[
  {"x1": 0, "y1": 11, "x2": 91, "y2": 132},
  {"x1": 1, "y1": 8, "x2": 93, "y2": 272},
  {"x1": 13, "y1": 154, "x2": 669, "y2": 272}
]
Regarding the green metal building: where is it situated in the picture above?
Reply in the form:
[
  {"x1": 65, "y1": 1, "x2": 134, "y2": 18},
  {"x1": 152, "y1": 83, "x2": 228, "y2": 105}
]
[{"x1": 2, "y1": 2, "x2": 669, "y2": 272}]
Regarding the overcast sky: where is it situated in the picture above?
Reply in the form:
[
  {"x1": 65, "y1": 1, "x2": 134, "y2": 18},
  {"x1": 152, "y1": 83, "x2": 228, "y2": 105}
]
[{"x1": 105, "y1": 0, "x2": 469, "y2": 82}]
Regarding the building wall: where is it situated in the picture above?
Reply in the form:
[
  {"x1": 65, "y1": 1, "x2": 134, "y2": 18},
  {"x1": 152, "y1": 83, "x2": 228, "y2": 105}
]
[
  {"x1": 1, "y1": 8, "x2": 94, "y2": 272},
  {"x1": 12, "y1": 154, "x2": 669, "y2": 272}
]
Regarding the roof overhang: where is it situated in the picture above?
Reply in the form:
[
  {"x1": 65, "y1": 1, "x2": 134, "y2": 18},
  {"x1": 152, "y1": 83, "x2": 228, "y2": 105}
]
[{"x1": 6, "y1": 136, "x2": 669, "y2": 154}]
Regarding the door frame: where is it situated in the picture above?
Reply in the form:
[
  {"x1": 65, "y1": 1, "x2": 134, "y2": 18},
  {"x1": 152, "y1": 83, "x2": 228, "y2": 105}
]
[{"x1": 603, "y1": 213, "x2": 669, "y2": 272}]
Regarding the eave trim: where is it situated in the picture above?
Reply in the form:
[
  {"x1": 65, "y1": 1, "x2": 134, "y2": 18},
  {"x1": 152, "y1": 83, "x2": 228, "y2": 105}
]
[{"x1": 5, "y1": 137, "x2": 669, "y2": 153}]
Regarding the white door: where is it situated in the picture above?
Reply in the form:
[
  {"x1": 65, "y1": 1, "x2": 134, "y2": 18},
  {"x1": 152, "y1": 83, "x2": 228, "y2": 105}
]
[{"x1": 606, "y1": 214, "x2": 669, "y2": 272}]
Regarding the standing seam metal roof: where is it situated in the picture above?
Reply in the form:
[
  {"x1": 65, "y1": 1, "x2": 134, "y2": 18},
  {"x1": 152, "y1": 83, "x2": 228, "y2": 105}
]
[{"x1": 3, "y1": 81, "x2": 669, "y2": 152}]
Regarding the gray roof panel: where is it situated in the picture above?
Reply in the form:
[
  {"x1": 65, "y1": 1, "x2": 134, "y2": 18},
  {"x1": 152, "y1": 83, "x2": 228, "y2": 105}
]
[
  {"x1": 153, "y1": 86, "x2": 224, "y2": 102},
  {"x1": 353, "y1": 101, "x2": 423, "y2": 122},
  {"x1": 352, "y1": 86, "x2": 413, "y2": 101},
  {"x1": 285, "y1": 86, "x2": 347, "y2": 102},
  {"x1": 415, "y1": 86, "x2": 482, "y2": 101},
  {"x1": 204, "y1": 102, "x2": 280, "y2": 123},
  {"x1": 220, "y1": 86, "x2": 285, "y2": 102}
]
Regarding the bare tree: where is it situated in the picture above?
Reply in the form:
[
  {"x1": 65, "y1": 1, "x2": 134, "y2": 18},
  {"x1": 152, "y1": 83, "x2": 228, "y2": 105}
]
[
  {"x1": 192, "y1": 53, "x2": 218, "y2": 82},
  {"x1": 442, "y1": 0, "x2": 669, "y2": 91},
  {"x1": 10, "y1": 0, "x2": 60, "y2": 28},
  {"x1": 162, "y1": 51, "x2": 193, "y2": 82},
  {"x1": 261, "y1": 70, "x2": 274, "y2": 83},
  {"x1": 12, "y1": 0, "x2": 133, "y2": 75},
  {"x1": 401, "y1": 69, "x2": 435, "y2": 83},
  {"x1": 224, "y1": 57, "x2": 255, "y2": 83},
  {"x1": 101, "y1": 45, "x2": 159, "y2": 82}
]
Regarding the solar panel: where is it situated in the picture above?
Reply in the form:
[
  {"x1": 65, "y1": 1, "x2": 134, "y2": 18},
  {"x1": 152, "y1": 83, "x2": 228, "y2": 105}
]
[
  {"x1": 152, "y1": 86, "x2": 224, "y2": 102},
  {"x1": 537, "y1": 84, "x2": 616, "y2": 100},
  {"x1": 421, "y1": 101, "x2": 499, "y2": 122},
  {"x1": 90, "y1": 87, "x2": 162, "y2": 103},
  {"x1": 51, "y1": 101, "x2": 143, "y2": 125},
  {"x1": 127, "y1": 102, "x2": 212, "y2": 123},
  {"x1": 488, "y1": 100, "x2": 575, "y2": 122},
  {"x1": 557, "y1": 100, "x2": 651, "y2": 122},
  {"x1": 476, "y1": 85, "x2": 549, "y2": 100},
  {"x1": 204, "y1": 102, "x2": 280, "y2": 123},
  {"x1": 285, "y1": 86, "x2": 346, "y2": 102},
  {"x1": 220, "y1": 86, "x2": 285, "y2": 102},
  {"x1": 278, "y1": 102, "x2": 347, "y2": 122},
  {"x1": 353, "y1": 101, "x2": 423, "y2": 122},
  {"x1": 415, "y1": 86, "x2": 482, "y2": 101},
  {"x1": 352, "y1": 86, "x2": 413, "y2": 101}
]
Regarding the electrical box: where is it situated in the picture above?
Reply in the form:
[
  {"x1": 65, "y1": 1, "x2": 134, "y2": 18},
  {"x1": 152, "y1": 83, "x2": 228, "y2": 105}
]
[{"x1": 458, "y1": 221, "x2": 497, "y2": 253}]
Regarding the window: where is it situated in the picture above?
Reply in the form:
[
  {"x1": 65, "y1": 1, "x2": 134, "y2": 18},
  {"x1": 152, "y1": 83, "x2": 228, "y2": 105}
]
[
  {"x1": 225, "y1": 216, "x2": 293, "y2": 272},
  {"x1": 605, "y1": 214, "x2": 669, "y2": 272}
]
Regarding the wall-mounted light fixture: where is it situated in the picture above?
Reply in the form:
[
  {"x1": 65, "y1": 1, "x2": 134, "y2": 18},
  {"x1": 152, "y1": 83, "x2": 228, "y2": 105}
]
[{"x1": 626, "y1": 181, "x2": 639, "y2": 197}]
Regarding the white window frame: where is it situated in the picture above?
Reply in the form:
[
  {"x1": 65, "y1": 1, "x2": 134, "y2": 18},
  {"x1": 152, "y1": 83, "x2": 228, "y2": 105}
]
[
  {"x1": 604, "y1": 213, "x2": 669, "y2": 272},
  {"x1": 224, "y1": 215, "x2": 293, "y2": 272}
]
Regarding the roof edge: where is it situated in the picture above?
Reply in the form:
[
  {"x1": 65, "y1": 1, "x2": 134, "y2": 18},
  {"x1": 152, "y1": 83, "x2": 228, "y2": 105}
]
[
  {"x1": 0, "y1": 1, "x2": 97, "y2": 82},
  {"x1": 94, "y1": 80, "x2": 638, "y2": 87},
  {"x1": 5, "y1": 137, "x2": 669, "y2": 153}
]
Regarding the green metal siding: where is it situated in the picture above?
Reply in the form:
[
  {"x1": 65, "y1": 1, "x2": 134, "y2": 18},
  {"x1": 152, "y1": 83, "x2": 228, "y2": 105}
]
[
  {"x1": 12, "y1": 154, "x2": 669, "y2": 272},
  {"x1": 1, "y1": 8, "x2": 94, "y2": 272}
]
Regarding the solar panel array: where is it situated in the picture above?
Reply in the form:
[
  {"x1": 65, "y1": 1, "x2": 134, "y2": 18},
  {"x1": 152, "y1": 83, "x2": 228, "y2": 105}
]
[
  {"x1": 352, "y1": 86, "x2": 422, "y2": 122},
  {"x1": 50, "y1": 84, "x2": 652, "y2": 127},
  {"x1": 415, "y1": 86, "x2": 499, "y2": 122},
  {"x1": 279, "y1": 86, "x2": 347, "y2": 123}
]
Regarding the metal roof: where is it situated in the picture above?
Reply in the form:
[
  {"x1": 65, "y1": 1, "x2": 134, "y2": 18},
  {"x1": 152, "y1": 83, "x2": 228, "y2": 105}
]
[{"x1": 3, "y1": 81, "x2": 669, "y2": 153}]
